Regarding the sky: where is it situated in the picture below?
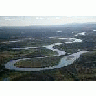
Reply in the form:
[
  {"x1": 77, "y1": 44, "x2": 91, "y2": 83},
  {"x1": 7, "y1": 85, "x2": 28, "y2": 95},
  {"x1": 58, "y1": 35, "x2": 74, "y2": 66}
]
[{"x1": 0, "y1": 16, "x2": 96, "y2": 26}]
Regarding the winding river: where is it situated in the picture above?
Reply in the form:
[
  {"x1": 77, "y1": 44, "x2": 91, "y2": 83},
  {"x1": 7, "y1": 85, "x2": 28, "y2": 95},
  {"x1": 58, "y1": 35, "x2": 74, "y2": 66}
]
[{"x1": 5, "y1": 43, "x2": 88, "y2": 71}]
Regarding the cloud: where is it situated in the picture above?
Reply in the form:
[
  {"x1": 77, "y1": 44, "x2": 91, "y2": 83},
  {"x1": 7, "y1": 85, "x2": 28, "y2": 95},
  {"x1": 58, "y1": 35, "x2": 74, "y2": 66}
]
[
  {"x1": 55, "y1": 17, "x2": 60, "y2": 19},
  {"x1": 36, "y1": 17, "x2": 44, "y2": 20},
  {"x1": 4, "y1": 19, "x2": 16, "y2": 21},
  {"x1": 0, "y1": 16, "x2": 96, "y2": 26}
]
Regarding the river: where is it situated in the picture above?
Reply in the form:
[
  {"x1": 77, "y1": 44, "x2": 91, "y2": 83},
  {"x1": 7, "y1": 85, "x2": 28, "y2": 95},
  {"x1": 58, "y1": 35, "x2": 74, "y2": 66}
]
[{"x1": 4, "y1": 43, "x2": 88, "y2": 71}]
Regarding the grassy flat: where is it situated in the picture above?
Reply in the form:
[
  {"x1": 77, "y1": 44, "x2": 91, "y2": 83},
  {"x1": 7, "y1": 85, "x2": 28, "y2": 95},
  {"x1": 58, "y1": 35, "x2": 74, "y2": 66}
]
[{"x1": 15, "y1": 56, "x2": 61, "y2": 68}]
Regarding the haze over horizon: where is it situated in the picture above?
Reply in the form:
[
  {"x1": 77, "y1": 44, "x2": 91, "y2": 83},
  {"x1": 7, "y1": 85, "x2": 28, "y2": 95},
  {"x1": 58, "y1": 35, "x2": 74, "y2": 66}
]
[{"x1": 0, "y1": 16, "x2": 96, "y2": 27}]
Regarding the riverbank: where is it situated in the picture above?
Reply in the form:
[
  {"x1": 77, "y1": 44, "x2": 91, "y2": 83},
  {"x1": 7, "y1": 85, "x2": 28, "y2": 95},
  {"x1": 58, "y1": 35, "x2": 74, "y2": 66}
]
[{"x1": 10, "y1": 51, "x2": 96, "y2": 81}]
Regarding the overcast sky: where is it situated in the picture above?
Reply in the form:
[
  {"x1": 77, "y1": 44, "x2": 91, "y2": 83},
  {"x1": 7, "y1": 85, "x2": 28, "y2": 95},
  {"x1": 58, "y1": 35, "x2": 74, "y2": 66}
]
[{"x1": 0, "y1": 16, "x2": 96, "y2": 26}]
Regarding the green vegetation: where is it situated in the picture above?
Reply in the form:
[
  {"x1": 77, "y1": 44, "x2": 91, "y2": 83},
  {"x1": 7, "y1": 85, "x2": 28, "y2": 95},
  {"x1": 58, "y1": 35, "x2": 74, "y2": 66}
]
[
  {"x1": 1, "y1": 24, "x2": 96, "y2": 81},
  {"x1": 24, "y1": 48, "x2": 57, "y2": 58},
  {"x1": 15, "y1": 56, "x2": 61, "y2": 68},
  {"x1": 9, "y1": 51, "x2": 96, "y2": 81},
  {"x1": 0, "y1": 48, "x2": 57, "y2": 64}
]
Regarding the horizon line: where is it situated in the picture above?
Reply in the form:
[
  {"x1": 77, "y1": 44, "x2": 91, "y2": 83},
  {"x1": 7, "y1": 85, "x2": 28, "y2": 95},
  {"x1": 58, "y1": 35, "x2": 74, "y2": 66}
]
[{"x1": 0, "y1": 22, "x2": 96, "y2": 27}]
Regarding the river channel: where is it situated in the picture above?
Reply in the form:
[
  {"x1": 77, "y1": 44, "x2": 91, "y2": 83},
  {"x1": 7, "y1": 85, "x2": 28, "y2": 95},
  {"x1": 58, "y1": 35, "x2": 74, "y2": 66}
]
[{"x1": 5, "y1": 43, "x2": 88, "y2": 71}]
